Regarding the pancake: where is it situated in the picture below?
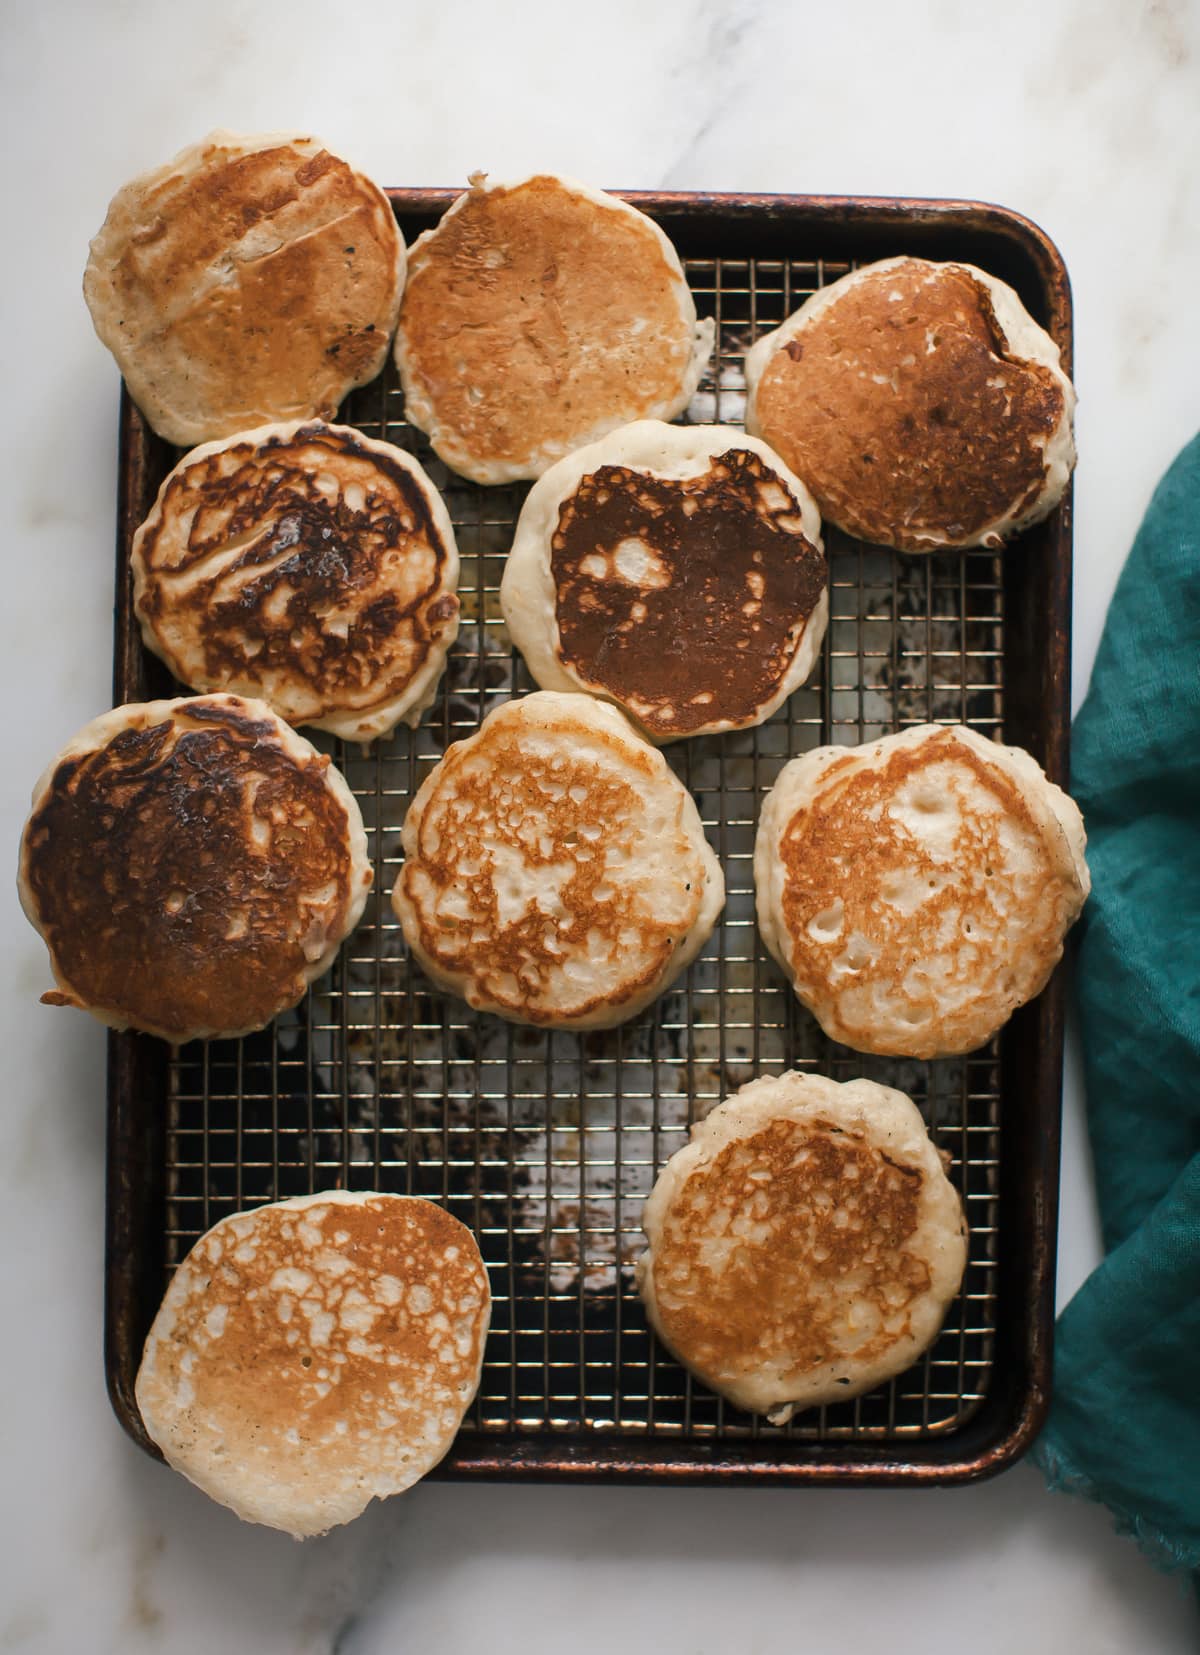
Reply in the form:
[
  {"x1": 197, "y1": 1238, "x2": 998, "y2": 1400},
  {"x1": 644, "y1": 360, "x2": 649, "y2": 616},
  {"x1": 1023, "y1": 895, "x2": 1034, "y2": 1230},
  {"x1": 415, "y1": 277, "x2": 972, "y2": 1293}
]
[
  {"x1": 135, "y1": 1192, "x2": 490, "y2": 1536},
  {"x1": 754, "y1": 724, "x2": 1089, "y2": 1058},
  {"x1": 391, "y1": 691, "x2": 724, "y2": 1028},
  {"x1": 499, "y1": 421, "x2": 828, "y2": 743},
  {"x1": 18, "y1": 694, "x2": 372, "y2": 1043},
  {"x1": 394, "y1": 173, "x2": 714, "y2": 484},
  {"x1": 636, "y1": 1071, "x2": 968, "y2": 1421},
  {"x1": 84, "y1": 130, "x2": 405, "y2": 447},
  {"x1": 744, "y1": 257, "x2": 1076, "y2": 551},
  {"x1": 131, "y1": 421, "x2": 459, "y2": 741}
]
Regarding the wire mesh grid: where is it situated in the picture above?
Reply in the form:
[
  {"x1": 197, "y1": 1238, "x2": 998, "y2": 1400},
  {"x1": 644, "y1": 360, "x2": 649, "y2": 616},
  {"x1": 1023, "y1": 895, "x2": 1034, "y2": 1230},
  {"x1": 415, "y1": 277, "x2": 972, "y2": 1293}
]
[{"x1": 161, "y1": 251, "x2": 1003, "y2": 1446}]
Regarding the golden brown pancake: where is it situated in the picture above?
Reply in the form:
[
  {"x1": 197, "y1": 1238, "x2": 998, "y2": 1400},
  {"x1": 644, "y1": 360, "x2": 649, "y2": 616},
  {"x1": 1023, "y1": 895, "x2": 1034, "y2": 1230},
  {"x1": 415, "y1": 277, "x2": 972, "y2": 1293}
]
[
  {"x1": 637, "y1": 1072, "x2": 967, "y2": 1421},
  {"x1": 499, "y1": 421, "x2": 828, "y2": 742},
  {"x1": 18, "y1": 695, "x2": 372, "y2": 1042},
  {"x1": 84, "y1": 131, "x2": 405, "y2": 447},
  {"x1": 745, "y1": 257, "x2": 1076, "y2": 551},
  {"x1": 391, "y1": 691, "x2": 724, "y2": 1028},
  {"x1": 394, "y1": 174, "x2": 713, "y2": 483},
  {"x1": 135, "y1": 1192, "x2": 491, "y2": 1535},
  {"x1": 755, "y1": 725, "x2": 1090, "y2": 1057},
  {"x1": 131, "y1": 421, "x2": 459, "y2": 741}
]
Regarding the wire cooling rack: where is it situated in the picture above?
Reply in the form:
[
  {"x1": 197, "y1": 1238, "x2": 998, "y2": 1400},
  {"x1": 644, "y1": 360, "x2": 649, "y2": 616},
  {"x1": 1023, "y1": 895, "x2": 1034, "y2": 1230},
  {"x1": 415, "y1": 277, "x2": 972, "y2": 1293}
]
[{"x1": 157, "y1": 250, "x2": 1011, "y2": 1449}]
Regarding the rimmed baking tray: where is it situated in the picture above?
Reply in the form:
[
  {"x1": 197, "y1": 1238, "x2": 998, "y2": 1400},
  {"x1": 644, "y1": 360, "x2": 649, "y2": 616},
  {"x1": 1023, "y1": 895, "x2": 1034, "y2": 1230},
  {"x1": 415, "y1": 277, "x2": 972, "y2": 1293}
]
[{"x1": 105, "y1": 191, "x2": 1073, "y2": 1484}]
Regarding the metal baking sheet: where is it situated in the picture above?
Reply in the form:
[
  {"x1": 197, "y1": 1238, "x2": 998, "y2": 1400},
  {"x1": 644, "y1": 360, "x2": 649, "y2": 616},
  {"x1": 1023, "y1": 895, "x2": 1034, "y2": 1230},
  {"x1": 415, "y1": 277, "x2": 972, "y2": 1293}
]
[{"x1": 106, "y1": 191, "x2": 1073, "y2": 1483}]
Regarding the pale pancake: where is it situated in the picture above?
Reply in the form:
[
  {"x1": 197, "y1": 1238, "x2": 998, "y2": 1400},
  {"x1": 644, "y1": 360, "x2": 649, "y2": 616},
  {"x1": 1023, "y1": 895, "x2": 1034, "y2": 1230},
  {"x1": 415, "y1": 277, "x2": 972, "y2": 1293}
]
[
  {"x1": 84, "y1": 130, "x2": 405, "y2": 447},
  {"x1": 755, "y1": 725, "x2": 1089, "y2": 1057},
  {"x1": 745, "y1": 257, "x2": 1076, "y2": 551},
  {"x1": 637, "y1": 1071, "x2": 968, "y2": 1421},
  {"x1": 18, "y1": 695, "x2": 372, "y2": 1043},
  {"x1": 394, "y1": 174, "x2": 714, "y2": 484},
  {"x1": 391, "y1": 691, "x2": 724, "y2": 1028},
  {"x1": 131, "y1": 421, "x2": 459, "y2": 741},
  {"x1": 135, "y1": 1192, "x2": 490, "y2": 1536},
  {"x1": 499, "y1": 421, "x2": 828, "y2": 743}
]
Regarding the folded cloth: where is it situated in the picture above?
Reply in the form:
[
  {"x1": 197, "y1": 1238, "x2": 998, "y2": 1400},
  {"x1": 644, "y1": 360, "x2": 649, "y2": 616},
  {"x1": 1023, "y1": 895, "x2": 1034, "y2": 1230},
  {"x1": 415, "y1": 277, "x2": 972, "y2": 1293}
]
[{"x1": 1032, "y1": 431, "x2": 1200, "y2": 1573}]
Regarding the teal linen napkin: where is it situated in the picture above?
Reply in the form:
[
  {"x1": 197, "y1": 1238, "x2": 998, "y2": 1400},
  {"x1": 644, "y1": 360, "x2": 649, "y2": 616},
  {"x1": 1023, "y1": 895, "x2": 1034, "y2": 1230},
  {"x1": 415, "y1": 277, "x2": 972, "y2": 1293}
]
[{"x1": 1032, "y1": 431, "x2": 1200, "y2": 1572}]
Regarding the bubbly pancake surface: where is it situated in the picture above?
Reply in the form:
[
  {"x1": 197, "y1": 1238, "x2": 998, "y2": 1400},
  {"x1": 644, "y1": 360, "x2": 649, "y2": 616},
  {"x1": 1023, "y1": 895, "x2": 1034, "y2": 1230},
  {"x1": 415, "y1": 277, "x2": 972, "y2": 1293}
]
[
  {"x1": 637, "y1": 1072, "x2": 967, "y2": 1420},
  {"x1": 395, "y1": 174, "x2": 712, "y2": 482},
  {"x1": 747, "y1": 257, "x2": 1074, "y2": 550},
  {"x1": 135, "y1": 1192, "x2": 490, "y2": 1536},
  {"x1": 84, "y1": 131, "x2": 405, "y2": 447},
  {"x1": 20, "y1": 696, "x2": 370, "y2": 1041},
  {"x1": 755, "y1": 725, "x2": 1089, "y2": 1057},
  {"x1": 132, "y1": 422, "x2": 459, "y2": 740},
  {"x1": 549, "y1": 446, "x2": 825, "y2": 738},
  {"x1": 392, "y1": 693, "x2": 723, "y2": 1028}
]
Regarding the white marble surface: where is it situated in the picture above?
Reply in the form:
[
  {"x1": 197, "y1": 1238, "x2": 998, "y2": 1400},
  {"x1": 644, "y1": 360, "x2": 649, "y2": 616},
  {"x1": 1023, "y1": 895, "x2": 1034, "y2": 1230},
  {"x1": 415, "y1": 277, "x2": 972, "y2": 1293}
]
[{"x1": 2, "y1": 2, "x2": 1198, "y2": 1650}]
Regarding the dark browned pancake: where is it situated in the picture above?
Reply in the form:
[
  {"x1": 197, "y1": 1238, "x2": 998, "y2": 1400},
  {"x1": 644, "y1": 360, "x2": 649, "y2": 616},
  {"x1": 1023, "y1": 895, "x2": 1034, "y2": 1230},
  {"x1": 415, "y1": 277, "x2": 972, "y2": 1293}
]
[
  {"x1": 549, "y1": 448, "x2": 825, "y2": 738},
  {"x1": 747, "y1": 258, "x2": 1074, "y2": 551},
  {"x1": 394, "y1": 175, "x2": 710, "y2": 483},
  {"x1": 132, "y1": 422, "x2": 459, "y2": 740},
  {"x1": 19, "y1": 696, "x2": 371, "y2": 1042},
  {"x1": 84, "y1": 132, "x2": 405, "y2": 447}
]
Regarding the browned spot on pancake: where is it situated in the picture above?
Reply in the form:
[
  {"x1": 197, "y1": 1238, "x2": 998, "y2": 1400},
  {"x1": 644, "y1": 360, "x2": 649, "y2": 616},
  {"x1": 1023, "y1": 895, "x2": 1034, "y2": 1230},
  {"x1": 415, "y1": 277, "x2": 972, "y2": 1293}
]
[
  {"x1": 754, "y1": 260, "x2": 1067, "y2": 549},
  {"x1": 550, "y1": 449, "x2": 826, "y2": 736},
  {"x1": 135, "y1": 425, "x2": 457, "y2": 725},
  {"x1": 398, "y1": 177, "x2": 695, "y2": 474},
  {"x1": 396, "y1": 711, "x2": 707, "y2": 1023},
  {"x1": 85, "y1": 138, "x2": 402, "y2": 443},
  {"x1": 23, "y1": 700, "x2": 358, "y2": 1040},
  {"x1": 776, "y1": 730, "x2": 1077, "y2": 1056},
  {"x1": 138, "y1": 1196, "x2": 489, "y2": 1520},
  {"x1": 168, "y1": 1202, "x2": 484, "y2": 1435},
  {"x1": 293, "y1": 149, "x2": 339, "y2": 188},
  {"x1": 651, "y1": 1118, "x2": 930, "y2": 1389}
]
